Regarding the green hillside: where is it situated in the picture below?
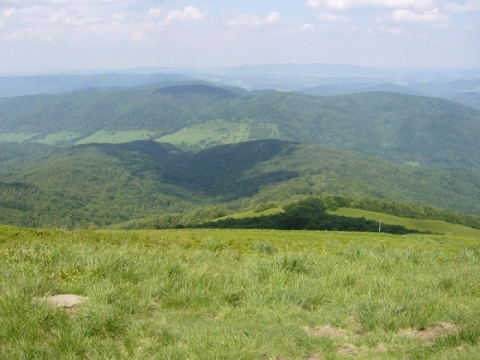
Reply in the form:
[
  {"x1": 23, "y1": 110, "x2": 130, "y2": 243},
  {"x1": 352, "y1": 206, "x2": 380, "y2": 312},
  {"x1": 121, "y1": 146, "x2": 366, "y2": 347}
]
[
  {"x1": 194, "y1": 206, "x2": 480, "y2": 237},
  {"x1": 1, "y1": 140, "x2": 480, "y2": 229},
  {"x1": 331, "y1": 208, "x2": 480, "y2": 237},
  {"x1": 197, "y1": 198, "x2": 419, "y2": 235},
  {"x1": 1, "y1": 83, "x2": 480, "y2": 167}
]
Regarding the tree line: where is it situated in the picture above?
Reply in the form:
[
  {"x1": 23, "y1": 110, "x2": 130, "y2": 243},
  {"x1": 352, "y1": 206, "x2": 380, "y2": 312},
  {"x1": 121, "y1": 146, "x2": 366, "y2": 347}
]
[{"x1": 195, "y1": 197, "x2": 419, "y2": 234}]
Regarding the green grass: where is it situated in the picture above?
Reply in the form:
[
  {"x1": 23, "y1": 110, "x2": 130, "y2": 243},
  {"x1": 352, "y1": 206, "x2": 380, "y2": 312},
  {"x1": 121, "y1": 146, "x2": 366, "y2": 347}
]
[
  {"x1": 213, "y1": 206, "x2": 480, "y2": 237},
  {"x1": 156, "y1": 119, "x2": 279, "y2": 148},
  {"x1": 76, "y1": 130, "x2": 159, "y2": 144},
  {"x1": 156, "y1": 119, "x2": 251, "y2": 147},
  {"x1": 332, "y1": 207, "x2": 480, "y2": 238},
  {"x1": 0, "y1": 132, "x2": 37, "y2": 143},
  {"x1": 1, "y1": 225, "x2": 480, "y2": 359},
  {"x1": 214, "y1": 207, "x2": 283, "y2": 221},
  {"x1": 37, "y1": 131, "x2": 79, "y2": 145}
]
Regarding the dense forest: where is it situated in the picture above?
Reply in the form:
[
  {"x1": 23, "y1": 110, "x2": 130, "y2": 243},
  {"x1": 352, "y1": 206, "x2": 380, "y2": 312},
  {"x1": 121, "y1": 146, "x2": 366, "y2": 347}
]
[
  {"x1": 1, "y1": 83, "x2": 480, "y2": 167},
  {"x1": 1, "y1": 139, "x2": 480, "y2": 229},
  {"x1": 1, "y1": 79, "x2": 480, "y2": 230}
]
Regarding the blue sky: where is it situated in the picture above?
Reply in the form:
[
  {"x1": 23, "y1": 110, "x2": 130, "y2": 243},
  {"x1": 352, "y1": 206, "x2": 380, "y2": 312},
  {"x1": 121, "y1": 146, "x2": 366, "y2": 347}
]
[{"x1": 0, "y1": 0, "x2": 479, "y2": 74}]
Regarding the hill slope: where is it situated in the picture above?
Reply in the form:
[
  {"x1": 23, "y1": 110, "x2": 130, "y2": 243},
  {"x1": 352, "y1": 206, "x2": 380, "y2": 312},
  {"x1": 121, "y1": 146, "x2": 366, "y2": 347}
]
[
  {"x1": 1, "y1": 140, "x2": 480, "y2": 228},
  {"x1": 1, "y1": 84, "x2": 479, "y2": 167}
]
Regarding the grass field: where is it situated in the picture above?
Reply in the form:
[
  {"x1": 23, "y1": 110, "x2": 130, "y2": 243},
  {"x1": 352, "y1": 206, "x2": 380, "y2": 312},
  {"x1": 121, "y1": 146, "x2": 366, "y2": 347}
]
[
  {"x1": 214, "y1": 207, "x2": 480, "y2": 238},
  {"x1": 156, "y1": 119, "x2": 251, "y2": 147},
  {"x1": 156, "y1": 119, "x2": 279, "y2": 148},
  {"x1": 37, "y1": 131, "x2": 79, "y2": 145},
  {"x1": 214, "y1": 207, "x2": 284, "y2": 221},
  {"x1": 331, "y1": 208, "x2": 480, "y2": 238},
  {"x1": 76, "y1": 130, "x2": 159, "y2": 144},
  {"x1": 1, "y1": 226, "x2": 480, "y2": 359},
  {"x1": 0, "y1": 132, "x2": 37, "y2": 143}
]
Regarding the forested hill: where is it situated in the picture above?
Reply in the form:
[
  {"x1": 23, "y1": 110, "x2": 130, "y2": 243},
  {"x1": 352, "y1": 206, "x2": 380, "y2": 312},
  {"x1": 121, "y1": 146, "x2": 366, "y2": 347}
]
[
  {"x1": 1, "y1": 140, "x2": 480, "y2": 228},
  {"x1": 1, "y1": 83, "x2": 480, "y2": 167},
  {"x1": 0, "y1": 72, "x2": 193, "y2": 97}
]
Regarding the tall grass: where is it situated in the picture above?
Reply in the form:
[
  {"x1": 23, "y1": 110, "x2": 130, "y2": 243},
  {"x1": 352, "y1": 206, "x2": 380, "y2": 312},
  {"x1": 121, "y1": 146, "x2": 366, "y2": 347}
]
[{"x1": 1, "y1": 226, "x2": 479, "y2": 358}]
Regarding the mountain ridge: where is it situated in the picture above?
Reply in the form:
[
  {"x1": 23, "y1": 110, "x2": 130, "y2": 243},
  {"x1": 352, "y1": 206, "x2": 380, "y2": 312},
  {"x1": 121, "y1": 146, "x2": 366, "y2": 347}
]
[{"x1": 1, "y1": 84, "x2": 479, "y2": 167}]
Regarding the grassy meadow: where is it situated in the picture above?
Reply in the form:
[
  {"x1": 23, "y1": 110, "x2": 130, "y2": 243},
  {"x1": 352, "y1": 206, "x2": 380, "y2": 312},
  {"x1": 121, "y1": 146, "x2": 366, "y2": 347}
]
[
  {"x1": 156, "y1": 119, "x2": 248, "y2": 147},
  {"x1": 75, "y1": 130, "x2": 159, "y2": 144},
  {"x1": 214, "y1": 207, "x2": 480, "y2": 238},
  {"x1": 0, "y1": 132, "x2": 37, "y2": 143},
  {"x1": 156, "y1": 119, "x2": 280, "y2": 149},
  {"x1": 330, "y1": 208, "x2": 480, "y2": 238},
  {"x1": 1, "y1": 226, "x2": 480, "y2": 359}
]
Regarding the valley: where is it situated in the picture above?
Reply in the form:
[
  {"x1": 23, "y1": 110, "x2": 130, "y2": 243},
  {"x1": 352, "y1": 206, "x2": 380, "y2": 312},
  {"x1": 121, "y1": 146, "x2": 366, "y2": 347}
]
[{"x1": 1, "y1": 75, "x2": 480, "y2": 233}]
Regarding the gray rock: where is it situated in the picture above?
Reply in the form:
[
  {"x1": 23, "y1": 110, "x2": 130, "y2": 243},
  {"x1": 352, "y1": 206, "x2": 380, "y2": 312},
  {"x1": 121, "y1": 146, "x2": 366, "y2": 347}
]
[{"x1": 35, "y1": 294, "x2": 87, "y2": 308}]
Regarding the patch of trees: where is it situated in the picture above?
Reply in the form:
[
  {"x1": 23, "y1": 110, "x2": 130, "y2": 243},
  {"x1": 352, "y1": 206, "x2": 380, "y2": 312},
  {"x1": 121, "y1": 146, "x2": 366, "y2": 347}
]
[{"x1": 197, "y1": 197, "x2": 419, "y2": 234}]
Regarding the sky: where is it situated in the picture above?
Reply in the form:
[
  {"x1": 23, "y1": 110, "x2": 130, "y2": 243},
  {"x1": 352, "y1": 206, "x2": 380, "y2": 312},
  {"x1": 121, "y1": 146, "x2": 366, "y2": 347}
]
[{"x1": 0, "y1": 0, "x2": 479, "y2": 74}]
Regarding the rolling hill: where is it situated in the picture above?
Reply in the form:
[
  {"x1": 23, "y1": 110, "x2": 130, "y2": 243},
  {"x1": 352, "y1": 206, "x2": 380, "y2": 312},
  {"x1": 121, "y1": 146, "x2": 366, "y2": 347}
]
[
  {"x1": 0, "y1": 72, "x2": 192, "y2": 98},
  {"x1": 300, "y1": 82, "x2": 423, "y2": 97},
  {"x1": 1, "y1": 140, "x2": 480, "y2": 229},
  {"x1": 1, "y1": 83, "x2": 480, "y2": 167}
]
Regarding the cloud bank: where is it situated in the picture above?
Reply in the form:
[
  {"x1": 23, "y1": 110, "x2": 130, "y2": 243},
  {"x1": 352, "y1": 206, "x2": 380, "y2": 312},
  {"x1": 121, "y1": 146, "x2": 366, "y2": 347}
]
[{"x1": 0, "y1": 0, "x2": 478, "y2": 72}]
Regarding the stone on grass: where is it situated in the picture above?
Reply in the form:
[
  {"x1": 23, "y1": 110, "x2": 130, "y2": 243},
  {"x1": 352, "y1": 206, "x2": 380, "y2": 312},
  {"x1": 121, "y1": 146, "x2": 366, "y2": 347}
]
[{"x1": 35, "y1": 294, "x2": 87, "y2": 308}]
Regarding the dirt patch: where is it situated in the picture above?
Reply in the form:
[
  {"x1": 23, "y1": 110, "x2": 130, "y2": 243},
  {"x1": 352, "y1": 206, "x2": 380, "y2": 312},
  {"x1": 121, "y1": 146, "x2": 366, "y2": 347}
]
[
  {"x1": 303, "y1": 323, "x2": 394, "y2": 357},
  {"x1": 398, "y1": 322, "x2": 458, "y2": 344},
  {"x1": 336, "y1": 343, "x2": 358, "y2": 355},
  {"x1": 346, "y1": 316, "x2": 363, "y2": 332},
  {"x1": 374, "y1": 343, "x2": 388, "y2": 352},
  {"x1": 304, "y1": 325, "x2": 348, "y2": 339},
  {"x1": 304, "y1": 320, "x2": 457, "y2": 355}
]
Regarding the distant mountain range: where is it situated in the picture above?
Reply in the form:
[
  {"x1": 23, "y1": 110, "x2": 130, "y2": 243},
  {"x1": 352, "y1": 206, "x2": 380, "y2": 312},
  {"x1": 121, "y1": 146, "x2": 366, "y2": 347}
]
[
  {"x1": 300, "y1": 82, "x2": 423, "y2": 97},
  {"x1": 1, "y1": 64, "x2": 479, "y2": 108},
  {"x1": 1, "y1": 83, "x2": 479, "y2": 167},
  {"x1": 1, "y1": 68, "x2": 480, "y2": 229},
  {"x1": 0, "y1": 73, "x2": 192, "y2": 98}
]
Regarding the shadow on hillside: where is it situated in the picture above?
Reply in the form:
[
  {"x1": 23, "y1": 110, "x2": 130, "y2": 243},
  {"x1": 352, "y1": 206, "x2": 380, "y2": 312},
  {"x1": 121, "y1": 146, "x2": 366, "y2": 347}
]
[{"x1": 99, "y1": 139, "x2": 299, "y2": 199}]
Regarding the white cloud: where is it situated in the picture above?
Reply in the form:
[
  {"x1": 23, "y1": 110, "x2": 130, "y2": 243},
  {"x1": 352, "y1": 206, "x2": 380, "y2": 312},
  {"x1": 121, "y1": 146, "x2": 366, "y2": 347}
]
[
  {"x1": 147, "y1": 7, "x2": 163, "y2": 18},
  {"x1": 307, "y1": 0, "x2": 319, "y2": 7},
  {"x1": 48, "y1": 9, "x2": 84, "y2": 26},
  {"x1": 1, "y1": 8, "x2": 16, "y2": 18},
  {"x1": 131, "y1": 30, "x2": 149, "y2": 42},
  {"x1": 0, "y1": 2, "x2": 210, "y2": 43},
  {"x1": 307, "y1": 0, "x2": 436, "y2": 10},
  {"x1": 302, "y1": 23, "x2": 314, "y2": 30},
  {"x1": 164, "y1": 6, "x2": 207, "y2": 24},
  {"x1": 389, "y1": 8, "x2": 449, "y2": 23},
  {"x1": 227, "y1": 11, "x2": 281, "y2": 27},
  {"x1": 317, "y1": 12, "x2": 349, "y2": 22},
  {"x1": 445, "y1": 0, "x2": 480, "y2": 12},
  {"x1": 368, "y1": 24, "x2": 405, "y2": 35},
  {"x1": 111, "y1": 12, "x2": 125, "y2": 21},
  {"x1": 389, "y1": 27, "x2": 404, "y2": 35}
]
